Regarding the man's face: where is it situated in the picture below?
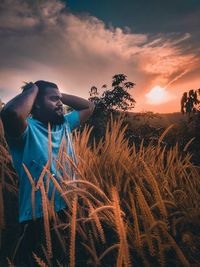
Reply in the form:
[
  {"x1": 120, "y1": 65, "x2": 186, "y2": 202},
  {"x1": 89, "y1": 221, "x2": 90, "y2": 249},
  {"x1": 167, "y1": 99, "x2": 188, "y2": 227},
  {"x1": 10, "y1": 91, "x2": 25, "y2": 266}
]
[{"x1": 36, "y1": 87, "x2": 64, "y2": 124}]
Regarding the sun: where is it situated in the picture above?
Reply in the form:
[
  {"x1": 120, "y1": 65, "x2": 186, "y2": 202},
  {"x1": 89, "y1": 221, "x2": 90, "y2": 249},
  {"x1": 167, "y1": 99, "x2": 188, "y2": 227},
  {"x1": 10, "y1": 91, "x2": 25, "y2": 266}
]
[{"x1": 145, "y1": 85, "x2": 169, "y2": 104}]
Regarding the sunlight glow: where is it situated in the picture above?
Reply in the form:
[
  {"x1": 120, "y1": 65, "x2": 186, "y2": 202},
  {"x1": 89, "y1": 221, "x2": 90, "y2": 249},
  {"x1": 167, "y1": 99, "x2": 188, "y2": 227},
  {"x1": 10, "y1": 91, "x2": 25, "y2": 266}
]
[{"x1": 145, "y1": 85, "x2": 170, "y2": 104}]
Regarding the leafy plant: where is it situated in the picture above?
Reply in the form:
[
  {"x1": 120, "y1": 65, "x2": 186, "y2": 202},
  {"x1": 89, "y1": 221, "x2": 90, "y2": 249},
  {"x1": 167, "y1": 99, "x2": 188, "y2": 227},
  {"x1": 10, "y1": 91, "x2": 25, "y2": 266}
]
[{"x1": 86, "y1": 74, "x2": 136, "y2": 142}]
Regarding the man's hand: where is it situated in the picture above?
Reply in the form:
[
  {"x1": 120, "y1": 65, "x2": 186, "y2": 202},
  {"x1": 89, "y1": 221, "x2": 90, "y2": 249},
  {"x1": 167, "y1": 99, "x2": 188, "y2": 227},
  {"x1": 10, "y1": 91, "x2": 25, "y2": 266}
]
[{"x1": 22, "y1": 82, "x2": 39, "y2": 93}]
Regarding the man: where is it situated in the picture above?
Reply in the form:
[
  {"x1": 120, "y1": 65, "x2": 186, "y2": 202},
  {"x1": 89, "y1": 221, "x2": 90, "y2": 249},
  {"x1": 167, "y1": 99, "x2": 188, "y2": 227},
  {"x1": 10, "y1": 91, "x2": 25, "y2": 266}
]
[{"x1": 0, "y1": 80, "x2": 95, "y2": 266}]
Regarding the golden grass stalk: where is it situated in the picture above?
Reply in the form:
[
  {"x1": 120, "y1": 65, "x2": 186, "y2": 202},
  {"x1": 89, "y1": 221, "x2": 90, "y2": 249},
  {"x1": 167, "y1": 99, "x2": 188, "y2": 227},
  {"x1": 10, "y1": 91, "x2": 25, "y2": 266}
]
[
  {"x1": 62, "y1": 179, "x2": 111, "y2": 204},
  {"x1": 157, "y1": 236, "x2": 166, "y2": 267},
  {"x1": 57, "y1": 260, "x2": 65, "y2": 267},
  {"x1": 73, "y1": 125, "x2": 93, "y2": 154},
  {"x1": 0, "y1": 159, "x2": 5, "y2": 191},
  {"x1": 48, "y1": 123, "x2": 52, "y2": 164},
  {"x1": 141, "y1": 159, "x2": 168, "y2": 219},
  {"x1": 46, "y1": 170, "x2": 71, "y2": 208},
  {"x1": 45, "y1": 123, "x2": 53, "y2": 194},
  {"x1": 90, "y1": 217, "x2": 99, "y2": 240},
  {"x1": 0, "y1": 143, "x2": 12, "y2": 162},
  {"x1": 56, "y1": 134, "x2": 66, "y2": 171},
  {"x1": 87, "y1": 200, "x2": 106, "y2": 243},
  {"x1": 69, "y1": 195, "x2": 77, "y2": 267},
  {"x1": 45, "y1": 171, "x2": 51, "y2": 195},
  {"x1": 0, "y1": 182, "x2": 4, "y2": 230},
  {"x1": 135, "y1": 185, "x2": 156, "y2": 256},
  {"x1": 6, "y1": 257, "x2": 15, "y2": 267},
  {"x1": 112, "y1": 187, "x2": 131, "y2": 267},
  {"x1": 49, "y1": 186, "x2": 57, "y2": 221},
  {"x1": 22, "y1": 163, "x2": 36, "y2": 220},
  {"x1": 89, "y1": 205, "x2": 115, "y2": 217},
  {"x1": 63, "y1": 152, "x2": 84, "y2": 180},
  {"x1": 135, "y1": 185, "x2": 155, "y2": 226},
  {"x1": 183, "y1": 137, "x2": 195, "y2": 152},
  {"x1": 40, "y1": 181, "x2": 52, "y2": 259},
  {"x1": 161, "y1": 226, "x2": 191, "y2": 267},
  {"x1": 75, "y1": 154, "x2": 101, "y2": 187},
  {"x1": 55, "y1": 159, "x2": 69, "y2": 181},
  {"x1": 98, "y1": 243, "x2": 119, "y2": 262},
  {"x1": 32, "y1": 252, "x2": 49, "y2": 267},
  {"x1": 158, "y1": 124, "x2": 174, "y2": 146},
  {"x1": 116, "y1": 243, "x2": 124, "y2": 267},
  {"x1": 81, "y1": 242, "x2": 99, "y2": 265},
  {"x1": 128, "y1": 192, "x2": 142, "y2": 249},
  {"x1": 62, "y1": 187, "x2": 104, "y2": 207},
  {"x1": 41, "y1": 244, "x2": 52, "y2": 267},
  {"x1": 65, "y1": 127, "x2": 77, "y2": 180},
  {"x1": 36, "y1": 160, "x2": 50, "y2": 190},
  {"x1": 53, "y1": 225, "x2": 66, "y2": 255},
  {"x1": 81, "y1": 231, "x2": 100, "y2": 266},
  {"x1": 22, "y1": 163, "x2": 35, "y2": 187}
]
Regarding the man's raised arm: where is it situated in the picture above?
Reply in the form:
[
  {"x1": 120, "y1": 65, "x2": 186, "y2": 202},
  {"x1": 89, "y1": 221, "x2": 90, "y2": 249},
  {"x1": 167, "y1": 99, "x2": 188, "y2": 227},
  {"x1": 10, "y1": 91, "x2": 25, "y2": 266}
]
[
  {"x1": 0, "y1": 83, "x2": 39, "y2": 138},
  {"x1": 61, "y1": 93, "x2": 95, "y2": 125}
]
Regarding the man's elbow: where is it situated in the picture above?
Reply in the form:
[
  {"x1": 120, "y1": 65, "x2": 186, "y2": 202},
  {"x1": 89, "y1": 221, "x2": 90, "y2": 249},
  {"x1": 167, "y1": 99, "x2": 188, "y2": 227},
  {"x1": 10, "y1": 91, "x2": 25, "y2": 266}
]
[
  {"x1": 79, "y1": 103, "x2": 95, "y2": 125},
  {"x1": 0, "y1": 106, "x2": 9, "y2": 122},
  {"x1": 0, "y1": 106, "x2": 18, "y2": 124},
  {"x1": 89, "y1": 102, "x2": 95, "y2": 114}
]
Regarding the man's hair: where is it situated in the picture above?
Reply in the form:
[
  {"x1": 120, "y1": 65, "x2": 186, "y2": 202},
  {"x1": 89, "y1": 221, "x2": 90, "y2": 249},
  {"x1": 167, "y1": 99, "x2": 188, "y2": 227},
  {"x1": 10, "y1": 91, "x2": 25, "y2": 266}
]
[
  {"x1": 22, "y1": 80, "x2": 58, "y2": 94},
  {"x1": 34, "y1": 80, "x2": 58, "y2": 91},
  {"x1": 21, "y1": 80, "x2": 58, "y2": 115}
]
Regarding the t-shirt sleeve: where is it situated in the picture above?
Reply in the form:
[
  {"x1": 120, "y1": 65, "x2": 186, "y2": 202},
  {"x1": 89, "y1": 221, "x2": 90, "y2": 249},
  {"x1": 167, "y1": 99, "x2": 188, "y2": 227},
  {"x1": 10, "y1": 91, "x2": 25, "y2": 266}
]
[
  {"x1": 64, "y1": 110, "x2": 80, "y2": 131},
  {"x1": 4, "y1": 122, "x2": 29, "y2": 148}
]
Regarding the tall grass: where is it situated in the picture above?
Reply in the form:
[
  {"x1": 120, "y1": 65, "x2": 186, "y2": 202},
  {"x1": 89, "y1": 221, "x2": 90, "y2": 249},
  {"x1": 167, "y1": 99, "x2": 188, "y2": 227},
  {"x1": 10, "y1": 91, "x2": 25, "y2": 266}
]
[
  {"x1": 0, "y1": 120, "x2": 18, "y2": 253},
  {"x1": 0, "y1": 114, "x2": 200, "y2": 266}
]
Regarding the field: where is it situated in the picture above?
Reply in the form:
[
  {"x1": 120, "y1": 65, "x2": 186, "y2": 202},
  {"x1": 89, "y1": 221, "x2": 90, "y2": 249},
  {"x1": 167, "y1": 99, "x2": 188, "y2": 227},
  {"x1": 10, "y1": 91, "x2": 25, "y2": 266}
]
[
  {"x1": 126, "y1": 112, "x2": 188, "y2": 128},
  {"x1": 0, "y1": 115, "x2": 200, "y2": 266}
]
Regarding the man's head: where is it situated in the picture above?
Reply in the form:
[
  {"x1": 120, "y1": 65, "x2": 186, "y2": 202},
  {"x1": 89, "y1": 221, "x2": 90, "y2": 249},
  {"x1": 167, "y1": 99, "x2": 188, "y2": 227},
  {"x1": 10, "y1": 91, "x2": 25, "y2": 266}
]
[{"x1": 22, "y1": 80, "x2": 64, "y2": 124}]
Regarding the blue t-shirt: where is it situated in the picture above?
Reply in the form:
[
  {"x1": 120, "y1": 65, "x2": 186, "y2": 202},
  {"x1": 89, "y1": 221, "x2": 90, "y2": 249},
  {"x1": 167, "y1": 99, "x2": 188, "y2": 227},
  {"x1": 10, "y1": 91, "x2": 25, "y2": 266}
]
[{"x1": 5, "y1": 110, "x2": 80, "y2": 222}]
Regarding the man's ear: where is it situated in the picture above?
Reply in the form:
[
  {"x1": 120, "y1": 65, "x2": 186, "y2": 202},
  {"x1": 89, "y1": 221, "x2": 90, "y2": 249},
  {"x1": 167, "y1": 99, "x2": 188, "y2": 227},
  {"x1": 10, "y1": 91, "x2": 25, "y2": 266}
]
[
  {"x1": 34, "y1": 97, "x2": 41, "y2": 109},
  {"x1": 32, "y1": 99, "x2": 41, "y2": 113}
]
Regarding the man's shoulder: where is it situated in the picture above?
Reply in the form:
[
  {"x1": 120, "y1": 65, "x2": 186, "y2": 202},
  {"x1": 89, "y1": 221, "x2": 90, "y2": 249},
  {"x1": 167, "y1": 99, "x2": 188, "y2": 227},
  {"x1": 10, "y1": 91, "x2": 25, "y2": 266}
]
[
  {"x1": 64, "y1": 110, "x2": 80, "y2": 131},
  {"x1": 27, "y1": 116, "x2": 38, "y2": 124},
  {"x1": 27, "y1": 116, "x2": 46, "y2": 128}
]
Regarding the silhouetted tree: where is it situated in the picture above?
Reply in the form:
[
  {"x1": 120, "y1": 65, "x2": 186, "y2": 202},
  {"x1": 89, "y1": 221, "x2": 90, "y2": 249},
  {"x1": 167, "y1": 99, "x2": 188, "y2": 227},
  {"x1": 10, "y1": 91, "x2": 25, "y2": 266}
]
[
  {"x1": 181, "y1": 88, "x2": 200, "y2": 164},
  {"x1": 87, "y1": 74, "x2": 136, "y2": 142},
  {"x1": 181, "y1": 89, "x2": 200, "y2": 115},
  {"x1": 89, "y1": 74, "x2": 136, "y2": 111}
]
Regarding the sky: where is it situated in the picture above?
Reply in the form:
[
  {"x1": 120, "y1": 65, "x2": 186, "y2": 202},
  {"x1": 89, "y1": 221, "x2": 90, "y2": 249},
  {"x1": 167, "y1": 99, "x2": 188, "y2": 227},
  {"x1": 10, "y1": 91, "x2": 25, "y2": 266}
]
[{"x1": 0, "y1": 0, "x2": 200, "y2": 113}]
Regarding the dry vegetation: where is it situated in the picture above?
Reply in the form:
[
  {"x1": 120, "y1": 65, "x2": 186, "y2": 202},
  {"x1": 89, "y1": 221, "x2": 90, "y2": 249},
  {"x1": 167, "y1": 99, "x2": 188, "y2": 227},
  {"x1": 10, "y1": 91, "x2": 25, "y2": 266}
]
[{"x1": 0, "y1": 115, "x2": 200, "y2": 266}]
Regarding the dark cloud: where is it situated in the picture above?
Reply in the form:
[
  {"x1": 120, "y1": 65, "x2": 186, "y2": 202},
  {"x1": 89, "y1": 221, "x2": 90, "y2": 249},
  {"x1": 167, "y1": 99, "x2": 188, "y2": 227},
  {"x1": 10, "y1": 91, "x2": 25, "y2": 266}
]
[
  {"x1": 66, "y1": 0, "x2": 200, "y2": 33},
  {"x1": 66, "y1": 0, "x2": 200, "y2": 57}
]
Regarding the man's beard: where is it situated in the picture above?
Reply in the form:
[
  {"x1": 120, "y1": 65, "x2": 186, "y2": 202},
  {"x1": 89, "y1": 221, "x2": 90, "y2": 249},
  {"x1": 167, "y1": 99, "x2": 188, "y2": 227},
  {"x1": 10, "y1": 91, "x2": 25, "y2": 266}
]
[
  {"x1": 51, "y1": 114, "x2": 64, "y2": 124},
  {"x1": 49, "y1": 107, "x2": 65, "y2": 124}
]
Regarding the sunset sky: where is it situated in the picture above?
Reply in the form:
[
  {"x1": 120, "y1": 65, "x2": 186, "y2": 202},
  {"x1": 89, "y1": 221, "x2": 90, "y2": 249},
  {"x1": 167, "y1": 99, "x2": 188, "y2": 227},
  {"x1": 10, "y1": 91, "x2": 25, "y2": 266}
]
[{"x1": 0, "y1": 0, "x2": 200, "y2": 113}]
